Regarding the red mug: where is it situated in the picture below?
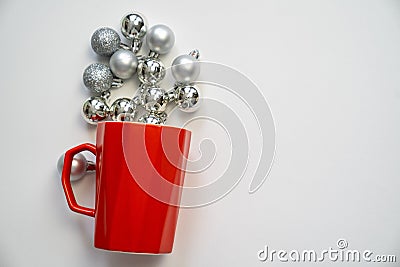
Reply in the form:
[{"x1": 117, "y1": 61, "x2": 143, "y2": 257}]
[{"x1": 61, "y1": 121, "x2": 191, "y2": 254}]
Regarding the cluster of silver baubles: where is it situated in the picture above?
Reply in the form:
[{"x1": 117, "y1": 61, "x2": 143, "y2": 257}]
[{"x1": 81, "y1": 13, "x2": 201, "y2": 125}]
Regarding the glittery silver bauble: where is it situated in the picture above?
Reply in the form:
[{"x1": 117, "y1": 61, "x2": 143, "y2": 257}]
[
  {"x1": 82, "y1": 96, "x2": 110, "y2": 124},
  {"x1": 172, "y1": 54, "x2": 200, "y2": 84},
  {"x1": 121, "y1": 13, "x2": 147, "y2": 40},
  {"x1": 137, "y1": 57, "x2": 165, "y2": 85},
  {"x1": 83, "y1": 63, "x2": 114, "y2": 93},
  {"x1": 142, "y1": 86, "x2": 167, "y2": 112},
  {"x1": 109, "y1": 49, "x2": 138, "y2": 79},
  {"x1": 138, "y1": 112, "x2": 167, "y2": 125},
  {"x1": 91, "y1": 27, "x2": 121, "y2": 56},
  {"x1": 175, "y1": 85, "x2": 200, "y2": 112},
  {"x1": 57, "y1": 153, "x2": 87, "y2": 182},
  {"x1": 146, "y1": 24, "x2": 175, "y2": 54},
  {"x1": 110, "y1": 98, "x2": 136, "y2": 121}
]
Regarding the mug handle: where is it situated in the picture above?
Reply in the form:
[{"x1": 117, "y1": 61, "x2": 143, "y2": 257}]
[{"x1": 61, "y1": 143, "x2": 96, "y2": 217}]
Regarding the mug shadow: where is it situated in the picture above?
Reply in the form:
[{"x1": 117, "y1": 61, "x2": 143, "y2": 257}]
[
  {"x1": 103, "y1": 252, "x2": 165, "y2": 267},
  {"x1": 69, "y1": 171, "x2": 95, "y2": 238}
]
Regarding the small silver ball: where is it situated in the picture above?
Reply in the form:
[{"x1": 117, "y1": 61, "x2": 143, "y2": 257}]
[
  {"x1": 91, "y1": 27, "x2": 121, "y2": 56},
  {"x1": 172, "y1": 54, "x2": 200, "y2": 84},
  {"x1": 109, "y1": 49, "x2": 138, "y2": 79},
  {"x1": 83, "y1": 63, "x2": 113, "y2": 93},
  {"x1": 57, "y1": 153, "x2": 88, "y2": 182},
  {"x1": 142, "y1": 86, "x2": 167, "y2": 112},
  {"x1": 175, "y1": 85, "x2": 200, "y2": 112},
  {"x1": 82, "y1": 96, "x2": 110, "y2": 124},
  {"x1": 121, "y1": 13, "x2": 147, "y2": 40},
  {"x1": 137, "y1": 57, "x2": 166, "y2": 85},
  {"x1": 110, "y1": 98, "x2": 136, "y2": 121},
  {"x1": 146, "y1": 24, "x2": 175, "y2": 54},
  {"x1": 138, "y1": 112, "x2": 166, "y2": 125}
]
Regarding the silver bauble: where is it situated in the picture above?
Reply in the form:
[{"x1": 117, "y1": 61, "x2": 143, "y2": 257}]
[
  {"x1": 82, "y1": 96, "x2": 110, "y2": 124},
  {"x1": 57, "y1": 153, "x2": 88, "y2": 182},
  {"x1": 109, "y1": 49, "x2": 138, "y2": 79},
  {"x1": 146, "y1": 24, "x2": 175, "y2": 54},
  {"x1": 138, "y1": 112, "x2": 166, "y2": 125},
  {"x1": 175, "y1": 85, "x2": 200, "y2": 112},
  {"x1": 83, "y1": 63, "x2": 114, "y2": 93},
  {"x1": 91, "y1": 27, "x2": 121, "y2": 56},
  {"x1": 142, "y1": 86, "x2": 167, "y2": 112},
  {"x1": 137, "y1": 57, "x2": 165, "y2": 85},
  {"x1": 121, "y1": 13, "x2": 147, "y2": 40},
  {"x1": 171, "y1": 54, "x2": 200, "y2": 84},
  {"x1": 110, "y1": 98, "x2": 136, "y2": 121}
]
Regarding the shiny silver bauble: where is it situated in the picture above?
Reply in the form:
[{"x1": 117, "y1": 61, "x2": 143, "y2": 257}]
[
  {"x1": 137, "y1": 57, "x2": 165, "y2": 85},
  {"x1": 138, "y1": 112, "x2": 166, "y2": 125},
  {"x1": 110, "y1": 98, "x2": 136, "y2": 121},
  {"x1": 142, "y1": 86, "x2": 167, "y2": 112},
  {"x1": 82, "y1": 96, "x2": 110, "y2": 124},
  {"x1": 121, "y1": 13, "x2": 147, "y2": 40},
  {"x1": 175, "y1": 85, "x2": 200, "y2": 112}
]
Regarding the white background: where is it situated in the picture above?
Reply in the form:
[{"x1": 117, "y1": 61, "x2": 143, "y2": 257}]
[{"x1": 0, "y1": 0, "x2": 399, "y2": 266}]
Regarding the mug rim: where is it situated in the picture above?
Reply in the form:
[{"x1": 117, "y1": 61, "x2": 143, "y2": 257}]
[{"x1": 98, "y1": 121, "x2": 192, "y2": 133}]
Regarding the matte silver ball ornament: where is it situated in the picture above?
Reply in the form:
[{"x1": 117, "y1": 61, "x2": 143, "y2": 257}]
[
  {"x1": 137, "y1": 57, "x2": 166, "y2": 85},
  {"x1": 110, "y1": 98, "x2": 136, "y2": 121},
  {"x1": 142, "y1": 87, "x2": 167, "y2": 112},
  {"x1": 91, "y1": 27, "x2": 121, "y2": 56},
  {"x1": 146, "y1": 24, "x2": 175, "y2": 54},
  {"x1": 57, "y1": 153, "x2": 88, "y2": 182},
  {"x1": 82, "y1": 96, "x2": 110, "y2": 124},
  {"x1": 83, "y1": 63, "x2": 114, "y2": 93},
  {"x1": 121, "y1": 13, "x2": 147, "y2": 40},
  {"x1": 109, "y1": 49, "x2": 138, "y2": 79},
  {"x1": 175, "y1": 85, "x2": 200, "y2": 112},
  {"x1": 172, "y1": 54, "x2": 200, "y2": 84}
]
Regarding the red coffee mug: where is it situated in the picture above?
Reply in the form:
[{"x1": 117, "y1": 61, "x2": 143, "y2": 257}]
[{"x1": 61, "y1": 122, "x2": 191, "y2": 254}]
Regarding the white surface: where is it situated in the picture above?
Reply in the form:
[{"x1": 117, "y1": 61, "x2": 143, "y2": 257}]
[{"x1": 0, "y1": 0, "x2": 399, "y2": 266}]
